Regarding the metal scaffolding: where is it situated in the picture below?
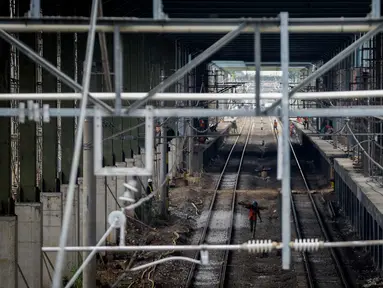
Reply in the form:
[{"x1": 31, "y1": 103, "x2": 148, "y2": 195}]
[{"x1": 1, "y1": 0, "x2": 383, "y2": 286}]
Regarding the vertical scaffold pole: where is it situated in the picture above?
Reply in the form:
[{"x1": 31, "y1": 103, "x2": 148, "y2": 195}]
[
  {"x1": 254, "y1": 25, "x2": 261, "y2": 115},
  {"x1": 280, "y1": 12, "x2": 291, "y2": 270},
  {"x1": 52, "y1": 0, "x2": 99, "y2": 285},
  {"x1": 160, "y1": 70, "x2": 168, "y2": 219},
  {"x1": 188, "y1": 54, "x2": 194, "y2": 176},
  {"x1": 83, "y1": 117, "x2": 96, "y2": 287}
]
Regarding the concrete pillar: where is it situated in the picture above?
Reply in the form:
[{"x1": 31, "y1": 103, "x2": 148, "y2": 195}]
[
  {"x1": 124, "y1": 36, "x2": 139, "y2": 155},
  {"x1": 61, "y1": 184, "x2": 80, "y2": 269},
  {"x1": 112, "y1": 118, "x2": 123, "y2": 162},
  {"x1": 60, "y1": 34, "x2": 76, "y2": 184},
  {"x1": 41, "y1": 192, "x2": 75, "y2": 286},
  {"x1": 42, "y1": 33, "x2": 58, "y2": 193},
  {"x1": 168, "y1": 139, "x2": 175, "y2": 180},
  {"x1": 77, "y1": 178, "x2": 84, "y2": 247},
  {"x1": 15, "y1": 203, "x2": 42, "y2": 288},
  {"x1": 96, "y1": 176, "x2": 107, "y2": 241},
  {"x1": 0, "y1": 216, "x2": 17, "y2": 288},
  {"x1": 19, "y1": 32, "x2": 37, "y2": 202},
  {"x1": 0, "y1": 101, "x2": 10, "y2": 209},
  {"x1": 102, "y1": 116, "x2": 115, "y2": 166},
  {"x1": 192, "y1": 150, "x2": 204, "y2": 174},
  {"x1": 106, "y1": 175, "x2": 117, "y2": 244},
  {"x1": 176, "y1": 137, "x2": 184, "y2": 173},
  {"x1": 41, "y1": 192, "x2": 61, "y2": 287},
  {"x1": 0, "y1": 11, "x2": 10, "y2": 205},
  {"x1": 0, "y1": 0, "x2": 8, "y2": 209},
  {"x1": 134, "y1": 154, "x2": 148, "y2": 222}
]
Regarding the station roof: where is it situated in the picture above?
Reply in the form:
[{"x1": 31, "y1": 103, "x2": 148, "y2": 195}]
[{"x1": 103, "y1": 0, "x2": 373, "y2": 63}]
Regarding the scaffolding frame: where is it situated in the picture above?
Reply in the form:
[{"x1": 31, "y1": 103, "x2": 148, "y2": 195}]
[{"x1": 0, "y1": 0, "x2": 383, "y2": 285}]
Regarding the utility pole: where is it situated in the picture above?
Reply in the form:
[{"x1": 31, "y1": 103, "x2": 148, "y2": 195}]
[
  {"x1": 83, "y1": 117, "x2": 96, "y2": 287},
  {"x1": 159, "y1": 69, "x2": 168, "y2": 219}
]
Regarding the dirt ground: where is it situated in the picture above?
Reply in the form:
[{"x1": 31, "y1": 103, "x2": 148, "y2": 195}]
[{"x1": 97, "y1": 177, "x2": 214, "y2": 287}]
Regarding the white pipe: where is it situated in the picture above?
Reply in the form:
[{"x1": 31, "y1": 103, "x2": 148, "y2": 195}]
[
  {"x1": 41, "y1": 237, "x2": 383, "y2": 252},
  {"x1": 0, "y1": 24, "x2": 377, "y2": 33},
  {"x1": 2, "y1": 90, "x2": 383, "y2": 101}
]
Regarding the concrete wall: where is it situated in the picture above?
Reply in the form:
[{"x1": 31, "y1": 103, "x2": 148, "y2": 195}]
[
  {"x1": 334, "y1": 161, "x2": 383, "y2": 270},
  {"x1": 191, "y1": 126, "x2": 232, "y2": 173},
  {"x1": 15, "y1": 203, "x2": 42, "y2": 288},
  {"x1": 0, "y1": 216, "x2": 17, "y2": 288},
  {"x1": 41, "y1": 192, "x2": 62, "y2": 287}
]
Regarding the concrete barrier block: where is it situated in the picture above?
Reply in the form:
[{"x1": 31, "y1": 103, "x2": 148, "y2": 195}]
[
  {"x1": 61, "y1": 184, "x2": 80, "y2": 271},
  {"x1": 176, "y1": 137, "x2": 183, "y2": 172},
  {"x1": 96, "y1": 175, "x2": 107, "y2": 241},
  {"x1": 77, "y1": 178, "x2": 84, "y2": 247},
  {"x1": 0, "y1": 216, "x2": 17, "y2": 288},
  {"x1": 41, "y1": 192, "x2": 62, "y2": 287},
  {"x1": 15, "y1": 203, "x2": 42, "y2": 288}
]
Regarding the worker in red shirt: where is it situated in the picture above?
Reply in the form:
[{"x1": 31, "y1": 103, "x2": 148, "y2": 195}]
[{"x1": 238, "y1": 200, "x2": 263, "y2": 238}]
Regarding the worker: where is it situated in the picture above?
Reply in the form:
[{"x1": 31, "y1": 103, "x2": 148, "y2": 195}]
[
  {"x1": 238, "y1": 200, "x2": 262, "y2": 238},
  {"x1": 260, "y1": 166, "x2": 268, "y2": 179},
  {"x1": 273, "y1": 119, "x2": 278, "y2": 132},
  {"x1": 146, "y1": 179, "x2": 153, "y2": 195},
  {"x1": 303, "y1": 117, "x2": 309, "y2": 129},
  {"x1": 231, "y1": 120, "x2": 238, "y2": 133}
]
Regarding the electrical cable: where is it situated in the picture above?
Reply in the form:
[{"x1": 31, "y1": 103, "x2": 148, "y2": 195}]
[
  {"x1": 124, "y1": 132, "x2": 188, "y2": 212},
  {"x1": 346, "y1": 122, "x2": 383, "y2": 171}
]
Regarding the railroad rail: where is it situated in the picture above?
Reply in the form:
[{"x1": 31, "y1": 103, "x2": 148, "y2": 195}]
[
  {"x1": 185, "y1": 119, "x2": 253, "y2": 288},
  {"x1": 273, "y1": 119, "x2": 350, "y2": 288}
]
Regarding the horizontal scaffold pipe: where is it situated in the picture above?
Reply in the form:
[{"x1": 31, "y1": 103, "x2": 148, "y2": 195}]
[
  {"x1": 0, "y1": 106, "x2": 382, "y2": 118},
  {"x1": 0, "y1": 17, "x2": 382, "y2": 33},
  {"x1": 1, "y1": 90, "x2": 383, "y2": 101}
]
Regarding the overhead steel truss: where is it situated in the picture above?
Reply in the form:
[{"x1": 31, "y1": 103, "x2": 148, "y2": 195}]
[{"x1": 0, "y1": 0, "x2": 382, "y2": 286}]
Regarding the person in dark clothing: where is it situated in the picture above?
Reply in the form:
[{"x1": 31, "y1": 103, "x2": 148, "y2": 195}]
[
  {"x1": 238, "y1": 200, "x2": 262, "y2": 238},
  {"x1": 146, "y1": 179, "x2": 153, "y2": 195},
  {"x1": 231, "y1": 120, "x2": 238, "y2": 133},
  {"x1": 303, "y1": 117, "x2": 309, "y2": 129}
]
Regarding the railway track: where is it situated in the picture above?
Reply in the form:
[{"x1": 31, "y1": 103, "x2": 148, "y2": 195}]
[
  {"x1": 274, "y1": 119, "x2": 350, "y2": 288},
  {"x1": 185, "y1": 119, "x2": 253, "y2": 288}
]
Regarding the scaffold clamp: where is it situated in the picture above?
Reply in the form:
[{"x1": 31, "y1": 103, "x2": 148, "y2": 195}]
[{"x1": 18, "y1": 101, "x2": 50, "y2": 123}]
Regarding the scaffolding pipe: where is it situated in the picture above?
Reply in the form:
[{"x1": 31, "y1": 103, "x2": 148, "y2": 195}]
[
  {"x1": 0, "y1": 30, "x2": 113, "y2": 113},
  {"x1": 280, "y1": 12, "x2": 291, "y2": 270},
  {"x1": 52, "y1": 0, "x2": 99, "y2": 285},
  {"x1": 0, "y1": 106, "x2": 382, "y2": 118},
  {"x1": 82, "y1": 117, "x2": 97, "y2": 288},
  {"x1": 97, "y1": 1, "x2": 113, "y2": 93},
  {"x1": 42, "y1": 238, "x2": 383, "y2": 252},
  {"x1": 254, "y1": 25, "x2": 261, "y2": 115},
  {"x1": 3, "y1": 90, "x2": 383, "y2": 101},
  {"x1": 126, "y1": 22, "x2": 247, "y2": 113},
  {"x1": 264, "y1": 23, "x2": 383, "y2": 115},
  {"x1": 1, "y1": 20, "x2": 383, "y2": 33},
  {"x1": 159, "y1": 70, "x2": 168, "y2": 219}
]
